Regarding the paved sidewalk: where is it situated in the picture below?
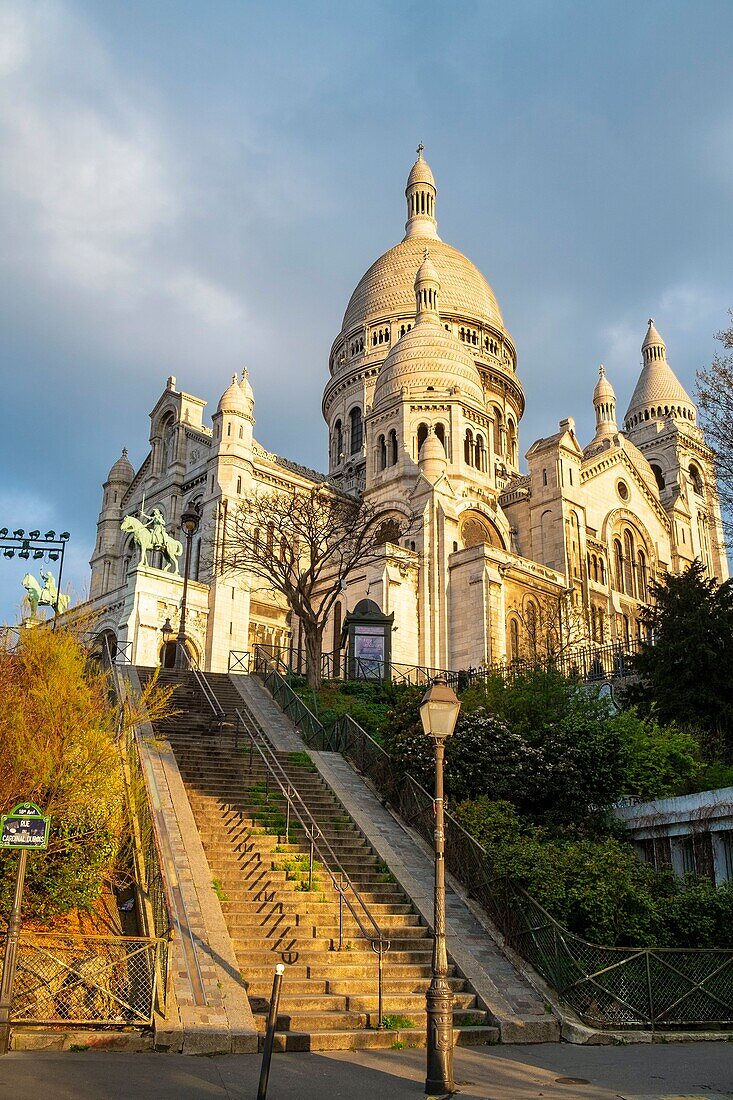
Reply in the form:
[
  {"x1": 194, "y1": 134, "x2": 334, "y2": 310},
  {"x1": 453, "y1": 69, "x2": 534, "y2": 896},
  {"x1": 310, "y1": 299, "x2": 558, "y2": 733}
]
[{"x1": 0, "y1": 1043, "x2": 731, "y2": 1099}]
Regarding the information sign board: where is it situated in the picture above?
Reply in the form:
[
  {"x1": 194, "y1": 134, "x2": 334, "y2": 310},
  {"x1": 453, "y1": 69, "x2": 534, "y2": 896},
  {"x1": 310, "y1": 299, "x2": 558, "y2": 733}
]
[{"x1": 0, "y1": 803, "x2": 50, "y2": 850}]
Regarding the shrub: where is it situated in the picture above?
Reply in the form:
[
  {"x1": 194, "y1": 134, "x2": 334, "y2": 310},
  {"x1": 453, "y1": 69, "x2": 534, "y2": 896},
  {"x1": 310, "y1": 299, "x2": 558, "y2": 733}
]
[
  {"x1": 453, "y1": 796, "x2": 733, "y2": 948},
  {"x1": 0, "y1": 626, "x2": 171, "y2": 922},
  {"x1": 612, "y1": 710, "x2": 701, "y2": 798}
]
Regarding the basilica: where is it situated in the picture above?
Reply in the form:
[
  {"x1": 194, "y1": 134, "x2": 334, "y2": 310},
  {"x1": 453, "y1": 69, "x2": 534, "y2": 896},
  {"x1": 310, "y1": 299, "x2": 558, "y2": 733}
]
[{"x1": 81, "y1": 150, "x2": 728, "y2": 673}]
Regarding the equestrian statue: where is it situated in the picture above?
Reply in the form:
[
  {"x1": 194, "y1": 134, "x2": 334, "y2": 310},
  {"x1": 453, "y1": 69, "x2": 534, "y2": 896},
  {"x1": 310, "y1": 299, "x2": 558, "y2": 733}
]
[
  {"x1": 22, "y1": 570, "x2": 70, "y2": 617},
  {"x1": 121, "y1": 506, "x2": 183, "y2": 574}
]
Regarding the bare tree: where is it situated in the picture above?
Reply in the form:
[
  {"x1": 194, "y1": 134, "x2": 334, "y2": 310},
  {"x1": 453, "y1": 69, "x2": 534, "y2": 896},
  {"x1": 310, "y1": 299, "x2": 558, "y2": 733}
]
[
  {"x1": 520, "y1": 588, "x2": 591, "y2": 665},
  {"x1": 218, "y1": 484, "x2": 413, "y2": 688},
  {"x1": 697, "y1": 315, "x2": 733, "y2": 541}
]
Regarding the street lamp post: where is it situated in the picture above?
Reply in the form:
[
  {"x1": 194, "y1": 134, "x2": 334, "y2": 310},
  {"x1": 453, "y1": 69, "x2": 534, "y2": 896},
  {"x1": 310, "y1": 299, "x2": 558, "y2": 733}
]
[
  {"x1": 419, "y1": 677, "x2": 461, "y2": 1096},
  {"x1": 175, "y1": 503, "x2": 201, "y2": 670},
  {"x1": 0, "y1": 529, "x2": 70, "y2": 628}
]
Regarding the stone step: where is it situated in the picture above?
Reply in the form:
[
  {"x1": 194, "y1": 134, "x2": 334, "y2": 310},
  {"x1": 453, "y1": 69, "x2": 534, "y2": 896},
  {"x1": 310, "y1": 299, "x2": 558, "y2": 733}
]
[
  {"x1": 260, "y1": 1025, "x2": 499, "y2": 1053},
  {"x1": 240, "y1": 962, "x2": 452, "y2": 981},
  {"x1": 231, "y1": 944, "x2": 434, "y2": 965},
  {"x1": 231, "y1": 934, "x2": 432, "y2": 953}
]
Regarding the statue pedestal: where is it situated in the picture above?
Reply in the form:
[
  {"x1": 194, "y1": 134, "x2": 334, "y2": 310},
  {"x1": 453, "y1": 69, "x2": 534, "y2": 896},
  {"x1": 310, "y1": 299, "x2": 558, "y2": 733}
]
[{"x1": 118, "y1": 564, "x2": 209, "y2": 668}]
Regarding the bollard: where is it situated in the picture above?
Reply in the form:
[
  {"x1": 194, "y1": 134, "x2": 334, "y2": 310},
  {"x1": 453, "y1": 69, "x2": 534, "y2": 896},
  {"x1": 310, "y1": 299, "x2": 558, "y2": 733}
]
[{"x1": 257, "y1": 963, "x2": 285, "y2": 1100}]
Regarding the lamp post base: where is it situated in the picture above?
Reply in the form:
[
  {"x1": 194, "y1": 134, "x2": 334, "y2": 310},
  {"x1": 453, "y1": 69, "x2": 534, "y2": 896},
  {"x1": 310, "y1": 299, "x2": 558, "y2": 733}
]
[{"x1": 424, "y1": 980, "x2": 454, "y2": 1095}]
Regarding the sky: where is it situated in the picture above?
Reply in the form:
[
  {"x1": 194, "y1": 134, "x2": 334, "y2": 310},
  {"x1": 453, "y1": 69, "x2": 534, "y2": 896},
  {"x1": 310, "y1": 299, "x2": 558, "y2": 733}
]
[{"x1": 1, "y1": 0, "x2": 733, "y2": 623}]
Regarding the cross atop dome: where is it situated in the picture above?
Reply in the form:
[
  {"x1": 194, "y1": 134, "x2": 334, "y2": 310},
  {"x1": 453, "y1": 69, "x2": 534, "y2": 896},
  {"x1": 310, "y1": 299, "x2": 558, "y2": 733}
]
[{"x1": 416, "y1": 142, "x2": 424, "y2": 158}]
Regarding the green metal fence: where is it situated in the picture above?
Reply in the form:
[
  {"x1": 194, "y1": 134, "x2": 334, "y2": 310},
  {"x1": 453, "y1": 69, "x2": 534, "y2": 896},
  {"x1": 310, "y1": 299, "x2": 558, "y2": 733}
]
[{"x1": 254, "y1": 661, "x2": 733, "y2": 1030}]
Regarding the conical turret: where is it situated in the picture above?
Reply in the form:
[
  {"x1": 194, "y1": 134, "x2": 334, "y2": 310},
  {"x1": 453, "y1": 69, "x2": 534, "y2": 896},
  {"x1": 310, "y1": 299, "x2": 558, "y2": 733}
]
[{"x1": 624, "y1": 320, "x2": 696, "y2": 429}]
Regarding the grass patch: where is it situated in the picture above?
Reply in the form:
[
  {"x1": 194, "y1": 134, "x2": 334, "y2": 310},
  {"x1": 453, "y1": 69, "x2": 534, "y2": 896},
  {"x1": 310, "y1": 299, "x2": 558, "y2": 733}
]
[
  {"x1": 288, "y1": 751, "x2": 316, "y2": 772},
  {"x1": 382, "y1": 1014, "x2": 414, "y2": 1030},
  {"x1": 211, "y1": 878, "x2": 229, "y2": 903}
]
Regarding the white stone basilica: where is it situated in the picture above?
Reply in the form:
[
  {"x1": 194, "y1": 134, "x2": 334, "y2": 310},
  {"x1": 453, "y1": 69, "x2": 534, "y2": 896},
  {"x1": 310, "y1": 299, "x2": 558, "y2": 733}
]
[{"x1": 80, "y1": 150, "x2": 728, "y2": 672}]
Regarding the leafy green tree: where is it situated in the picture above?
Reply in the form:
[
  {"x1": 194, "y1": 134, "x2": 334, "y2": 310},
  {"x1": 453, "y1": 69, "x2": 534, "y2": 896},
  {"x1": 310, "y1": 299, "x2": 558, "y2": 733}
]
[
  {"x1": 629, "y1": 561, "x2": 733, "y2": 760},
  {"x1": 611, "y1": 710, "x2": 701, "y2": 798}
]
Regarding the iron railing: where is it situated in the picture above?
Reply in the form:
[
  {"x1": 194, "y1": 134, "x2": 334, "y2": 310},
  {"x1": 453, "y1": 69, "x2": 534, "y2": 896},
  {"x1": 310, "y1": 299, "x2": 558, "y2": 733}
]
[
  {"x1": 228, "y1": 649, "x2": 252, "y2": 674},
  {"x1": 181, "y1": 648, "x2": 226, "y2": 730},
  {"x1": 10, "y1": 933, "x2": 162, "y2": 1026},
  {"x1": 245, "y1": 640, "x2": 643, "y2": 689},
  {"x1": 232, "y1": 699, "x2": 389, "y2": 1026},
  {"x1": 253, "y1": 651, "x2": 327, "y2": 743},
  {"x1": 254, "y1": 655, "x2": 733, "y2": 1031}
]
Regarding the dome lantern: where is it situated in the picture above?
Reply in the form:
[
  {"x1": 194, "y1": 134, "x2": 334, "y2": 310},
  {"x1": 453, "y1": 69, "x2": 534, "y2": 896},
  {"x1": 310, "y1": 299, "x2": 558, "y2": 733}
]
[
  {"x1": 414, "y1": 249, "x2": 440, "y2": 323},
  {"x1": 592, "y1": 365, "x2": 617, "y2": 439},
  {"x1": 404, "y1": 144, "x2": 439, "y2": 242}
]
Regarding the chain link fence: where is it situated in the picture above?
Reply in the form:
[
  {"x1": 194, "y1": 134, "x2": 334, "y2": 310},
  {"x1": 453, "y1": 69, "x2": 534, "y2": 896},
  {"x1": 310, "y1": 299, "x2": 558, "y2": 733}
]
[{"x1": 11, "y1": 933, "x2": 162, "y2": 1026}]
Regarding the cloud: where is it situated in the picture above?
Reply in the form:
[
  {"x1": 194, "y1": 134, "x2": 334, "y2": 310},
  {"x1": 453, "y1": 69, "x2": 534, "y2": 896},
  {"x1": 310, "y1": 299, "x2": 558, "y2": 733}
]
[{"x1": 0, "y1": 0, "x2": 246, "y2": 331}]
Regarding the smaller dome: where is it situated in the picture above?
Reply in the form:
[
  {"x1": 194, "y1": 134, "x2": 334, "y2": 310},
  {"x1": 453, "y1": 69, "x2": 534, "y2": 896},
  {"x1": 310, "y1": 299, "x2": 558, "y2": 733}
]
[
  {"x1": 107, "y1": 447, "x2": 134, "y2": 483},
  {"x1": 593, "y1": 365, "x2": 615, "y2": 403},
  {"x1": 419, "y1": 429, "x2": 447, "y2": 482},
  {"x1": 406, "y1": 146, "x2": 436, "y2": 190},
  {"x1": 373, "y1": 320, "x2": 484, "y2": 409},
  {"x1": 217, "y1": 374, "x2": 252, "y2": 415}
]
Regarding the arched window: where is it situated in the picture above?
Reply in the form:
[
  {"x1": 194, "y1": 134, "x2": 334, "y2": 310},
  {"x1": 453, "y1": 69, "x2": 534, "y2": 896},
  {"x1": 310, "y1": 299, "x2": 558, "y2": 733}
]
[
  {"x1": 389, "y1": 429, "x2": 398, "y2": 466},
  {"x1": 623, "y1": 530, "x2": 636, "y2": 596},
  {"x1": 651, "y1": 464, "x2": 665, "y2": 491},
  {"x1": 599, "y1": 557, "x2": 605, "y2": 585},
  {"x1": 689, "y1": 464, "x2": 704, "y2": 496},
  {"x1": 378, "y1": 434, "x2": 387, "y2": 471},
  {"x1": 417, "y1": 422, "x2": 429, "y2": 455},
  {"x1": 613, "y1": 538, "x2": 624, "y2": 592},
  {"x1": 161, "y1": 412, "x2": 176, "y2": 471},
  {"x1": 236, "y1": 476, "x2": 242, "y2": 495},
  {"x1": 435, "y1": 422, "x2": 446, "y2": 449},
  {"x1": 475, "y1": 434, "x2": 485, "y2": 471},
  {"x1": 349, "y1": 407, "x2": 363, "y2": 454},
  {"x1": 526, "y1": 602, "x2": 538, "y2": 658},
  {"x1": 492, "y1": 409, "x2": 503, "y2": 457},
  {"x1": 464, "y1": 429, "x2": 474, "y2": 466},
  {"x1": 334, "y1": 419, "x2": 343, "y2": 463},
  {"x1": 507, "y1": 419, "x2": 517, "y2": 466},
  {"x1": 637, "y1": 549, "x2": 648, "y2": 601},
  {"x1": 569, "y1": 512, "x2": 581, "y2": 579},
  {"x1": 509, "y1": 617, "x2": 520, "y2": 663}
]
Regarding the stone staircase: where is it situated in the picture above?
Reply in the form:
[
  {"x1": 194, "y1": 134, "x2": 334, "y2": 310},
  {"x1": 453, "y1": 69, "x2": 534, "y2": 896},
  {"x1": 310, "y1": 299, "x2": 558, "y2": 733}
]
[{"x1": 146, "y1": 669, "x2": 499, "y2": 1052}]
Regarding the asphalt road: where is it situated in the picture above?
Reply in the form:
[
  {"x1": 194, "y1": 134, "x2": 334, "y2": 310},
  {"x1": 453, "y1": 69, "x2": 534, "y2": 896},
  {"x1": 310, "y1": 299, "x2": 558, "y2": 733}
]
[{"x1": 0, "y1": 1042, "x2": 731, "y2": 1100}]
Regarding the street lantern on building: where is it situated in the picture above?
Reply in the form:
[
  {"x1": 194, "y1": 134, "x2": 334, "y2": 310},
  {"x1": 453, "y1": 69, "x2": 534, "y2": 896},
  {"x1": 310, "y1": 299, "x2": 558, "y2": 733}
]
[
  {"x1": 176, "y1": 503, "x2": 201, "y2": 669},
  {"x1": 419, "y1": 677, "x2": 461, "y2": 1096}
]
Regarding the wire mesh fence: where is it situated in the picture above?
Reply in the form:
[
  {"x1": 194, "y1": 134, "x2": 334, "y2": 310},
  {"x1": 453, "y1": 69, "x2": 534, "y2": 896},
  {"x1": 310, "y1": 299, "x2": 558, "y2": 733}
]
[
  {"x1": 253, "y1": 657, "x2": 733, "y2": 1032},
  {"x1": 11, "y1": 933, "x2": 162, "y2": 1026}
]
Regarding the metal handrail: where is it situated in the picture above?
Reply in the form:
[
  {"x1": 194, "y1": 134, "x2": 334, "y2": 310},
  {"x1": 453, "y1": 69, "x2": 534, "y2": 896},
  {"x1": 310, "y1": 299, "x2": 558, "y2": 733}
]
[
  {"x1": 181, "y1": 649, "x2": 226, "y2": 729},
  {"x1": 233, "y1": 700, "x2": 389, "y2": 1026}
]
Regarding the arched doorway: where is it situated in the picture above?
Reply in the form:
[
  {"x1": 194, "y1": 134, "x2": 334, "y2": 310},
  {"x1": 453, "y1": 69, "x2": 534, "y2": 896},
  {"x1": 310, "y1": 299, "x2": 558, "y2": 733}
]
[{"x1": 159, "y1": 637, "x2": 198, "y2": 669}]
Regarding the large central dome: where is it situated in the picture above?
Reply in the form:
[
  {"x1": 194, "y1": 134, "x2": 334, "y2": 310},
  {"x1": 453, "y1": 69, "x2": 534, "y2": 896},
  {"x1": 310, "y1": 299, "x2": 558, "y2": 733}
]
[{"x1": 342, "y1": 236, "x2": 504, "y2": 334}]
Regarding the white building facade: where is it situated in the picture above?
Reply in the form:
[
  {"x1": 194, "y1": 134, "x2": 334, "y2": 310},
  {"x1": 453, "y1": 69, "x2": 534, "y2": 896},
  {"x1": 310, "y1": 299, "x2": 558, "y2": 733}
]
[{"x1": 78, "y1": 151, "x2": 727, "y2": 673}]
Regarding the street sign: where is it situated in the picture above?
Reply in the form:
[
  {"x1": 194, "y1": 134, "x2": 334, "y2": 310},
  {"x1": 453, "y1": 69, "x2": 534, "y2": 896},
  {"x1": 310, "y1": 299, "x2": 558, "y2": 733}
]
[{"x1": 0, "y1": 803, "x2": 50, "y2": 850}]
